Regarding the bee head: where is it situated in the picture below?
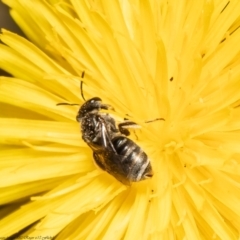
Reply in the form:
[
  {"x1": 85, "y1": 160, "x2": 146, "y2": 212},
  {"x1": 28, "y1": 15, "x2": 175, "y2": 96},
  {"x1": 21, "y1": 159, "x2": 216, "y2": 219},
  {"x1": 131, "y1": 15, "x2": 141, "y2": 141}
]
[{"x1": 77, "y1": 97, "x2": 113, "y2": 121}]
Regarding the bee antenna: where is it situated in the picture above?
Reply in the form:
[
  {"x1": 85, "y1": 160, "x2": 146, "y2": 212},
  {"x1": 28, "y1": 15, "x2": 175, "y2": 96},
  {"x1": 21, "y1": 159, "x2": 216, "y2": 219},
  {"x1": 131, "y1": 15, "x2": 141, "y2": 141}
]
[
  {"x1": 56, "y1": 71, "x2": 86, "y2": 106},
  {"x1": 56, "y1": 103, "x2": 79, "y2": 106},
  {"x1": 80, "y1": 71, "x2": 86, "y2": 102}
]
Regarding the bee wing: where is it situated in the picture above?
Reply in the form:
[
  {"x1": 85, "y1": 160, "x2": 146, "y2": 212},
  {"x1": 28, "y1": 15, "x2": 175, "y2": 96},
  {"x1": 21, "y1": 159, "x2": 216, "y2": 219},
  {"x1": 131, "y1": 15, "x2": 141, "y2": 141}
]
[
  {"x1": 86, "y1": 118, "x2": 130, "y2": 185},
  {"x1": 100, "y1": 119, "x2": 117, "y2": 152},
  {"x1": 90, "y1": 119, "x2": 117, "y2": 152},
  {"x1": 93, "y1": 150, "x2": 130, "y2": 185}
]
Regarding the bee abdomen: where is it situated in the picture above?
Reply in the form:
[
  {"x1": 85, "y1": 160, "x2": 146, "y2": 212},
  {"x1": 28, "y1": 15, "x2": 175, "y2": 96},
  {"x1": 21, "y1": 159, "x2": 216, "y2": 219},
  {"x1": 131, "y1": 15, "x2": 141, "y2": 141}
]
[
  {"x1": 112, "y1": 136, "x2": 137, "y2": 157},
  {"x1": 112, "y1": 136, "x2": 149, "y2": 180}
]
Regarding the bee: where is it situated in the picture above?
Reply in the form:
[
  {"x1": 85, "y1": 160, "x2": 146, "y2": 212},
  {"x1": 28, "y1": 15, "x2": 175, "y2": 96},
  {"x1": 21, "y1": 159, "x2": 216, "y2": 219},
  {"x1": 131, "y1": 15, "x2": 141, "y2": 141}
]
[{"x1": 76, "y1": 97, "x2": 153, "y2": 185}]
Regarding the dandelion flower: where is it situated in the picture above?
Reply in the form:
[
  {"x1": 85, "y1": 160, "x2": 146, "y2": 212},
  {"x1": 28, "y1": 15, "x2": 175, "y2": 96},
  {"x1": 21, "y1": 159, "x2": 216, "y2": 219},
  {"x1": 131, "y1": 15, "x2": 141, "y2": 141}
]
[{"x1": 1, "y1": 0, "x2": 240, "y2": 239}]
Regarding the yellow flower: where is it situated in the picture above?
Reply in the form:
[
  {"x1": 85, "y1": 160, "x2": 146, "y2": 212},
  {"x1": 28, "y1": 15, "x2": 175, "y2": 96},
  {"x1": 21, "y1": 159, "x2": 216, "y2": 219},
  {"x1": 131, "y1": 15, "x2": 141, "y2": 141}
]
[{"x1": 1, "y1": 0, "x2": 240, "y2": 239}]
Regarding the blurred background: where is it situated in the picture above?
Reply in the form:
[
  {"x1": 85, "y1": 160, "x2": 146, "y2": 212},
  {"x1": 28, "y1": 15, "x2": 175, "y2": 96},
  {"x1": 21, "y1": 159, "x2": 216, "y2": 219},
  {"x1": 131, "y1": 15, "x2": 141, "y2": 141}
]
[{"x1": 0, "y1": 1, "x2": 25, "y2": 76}]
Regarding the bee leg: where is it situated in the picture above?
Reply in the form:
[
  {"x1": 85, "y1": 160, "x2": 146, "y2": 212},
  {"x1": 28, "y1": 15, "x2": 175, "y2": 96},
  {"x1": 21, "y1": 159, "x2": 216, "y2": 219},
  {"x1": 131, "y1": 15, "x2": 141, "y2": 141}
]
[
  {"x1": 118, "y1": 121, "x2": 140, "y2": 136},
  {"x1": 145, "y1": 118, "x2": 165, "y2": 123}
]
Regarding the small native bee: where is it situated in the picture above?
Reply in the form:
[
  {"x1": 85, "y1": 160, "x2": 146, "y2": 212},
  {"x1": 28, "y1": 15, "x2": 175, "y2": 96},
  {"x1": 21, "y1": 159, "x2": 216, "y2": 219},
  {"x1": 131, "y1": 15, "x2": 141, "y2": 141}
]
[{"x1": 76, "y1": 97, "x2": 153, "y2": 185}]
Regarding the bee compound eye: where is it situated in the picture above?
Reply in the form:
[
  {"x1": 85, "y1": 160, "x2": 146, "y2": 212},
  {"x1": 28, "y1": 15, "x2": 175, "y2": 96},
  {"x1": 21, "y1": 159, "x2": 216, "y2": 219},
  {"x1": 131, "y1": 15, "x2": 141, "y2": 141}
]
[{"x1": 90, "y1": 97, "x2": 102, "y2": 103}]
